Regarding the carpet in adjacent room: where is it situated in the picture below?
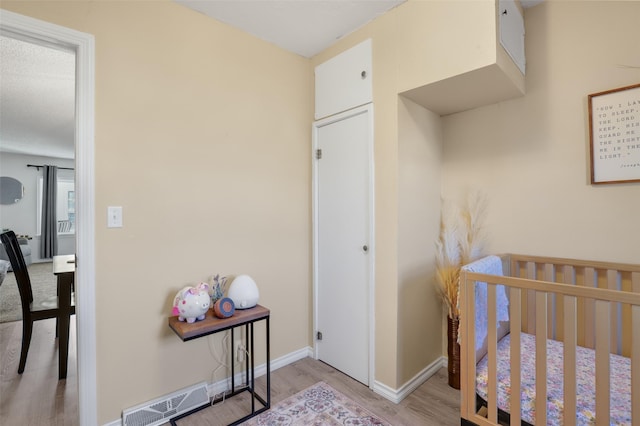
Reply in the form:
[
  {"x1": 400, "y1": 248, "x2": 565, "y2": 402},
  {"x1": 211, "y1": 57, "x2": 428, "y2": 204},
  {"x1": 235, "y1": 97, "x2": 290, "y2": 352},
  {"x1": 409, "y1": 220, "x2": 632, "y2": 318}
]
[{"x1": 0, "y1": 262, "x2": 56, "y2": 323}]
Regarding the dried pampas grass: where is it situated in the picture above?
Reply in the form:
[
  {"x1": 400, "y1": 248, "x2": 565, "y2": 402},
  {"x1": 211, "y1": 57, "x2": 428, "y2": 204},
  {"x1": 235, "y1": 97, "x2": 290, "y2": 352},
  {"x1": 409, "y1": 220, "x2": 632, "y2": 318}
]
[
  {"x1": 435, "y1": 191, "x2": 487, "y2": 319},
  {"x1": 460, "y1": 191, "x2": 487, "y2": 265}
]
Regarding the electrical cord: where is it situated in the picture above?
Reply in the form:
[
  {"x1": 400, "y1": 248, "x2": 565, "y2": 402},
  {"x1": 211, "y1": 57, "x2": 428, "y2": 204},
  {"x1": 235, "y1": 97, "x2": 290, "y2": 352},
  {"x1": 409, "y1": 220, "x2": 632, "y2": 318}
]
[
  {"x1": 207, "y1": 331, "x2": 231, "y2": 405},
  {"x1": 205, "y1": 328, "x2": 253, "y2": 405}
]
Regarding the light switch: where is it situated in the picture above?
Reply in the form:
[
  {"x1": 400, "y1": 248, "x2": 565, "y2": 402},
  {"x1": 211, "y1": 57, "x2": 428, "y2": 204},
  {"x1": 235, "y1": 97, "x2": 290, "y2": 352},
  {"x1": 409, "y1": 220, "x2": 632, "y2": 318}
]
[{"x1": 107, "y1": 206, "x2": 123, "y2": 228}]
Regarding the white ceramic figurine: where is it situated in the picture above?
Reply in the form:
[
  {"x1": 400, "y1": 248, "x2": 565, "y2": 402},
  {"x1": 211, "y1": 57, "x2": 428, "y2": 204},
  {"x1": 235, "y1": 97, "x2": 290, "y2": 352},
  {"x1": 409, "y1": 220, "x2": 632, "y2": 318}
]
[{"x1": 172, "y1": 283, "x2": 211, "y2": 323}]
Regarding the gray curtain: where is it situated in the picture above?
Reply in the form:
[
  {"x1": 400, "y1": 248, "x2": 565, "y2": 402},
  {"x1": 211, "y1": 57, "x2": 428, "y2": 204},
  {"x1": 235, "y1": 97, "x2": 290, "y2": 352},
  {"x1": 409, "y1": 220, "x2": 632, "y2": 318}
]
[{"x1": 40, "y1": 165, "x2": 58, "y2": 259}]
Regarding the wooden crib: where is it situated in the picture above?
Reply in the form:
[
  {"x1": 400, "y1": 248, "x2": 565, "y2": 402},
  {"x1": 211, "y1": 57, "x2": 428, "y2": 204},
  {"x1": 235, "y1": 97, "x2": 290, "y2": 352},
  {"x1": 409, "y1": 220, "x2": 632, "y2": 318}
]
[{"x1": 459, "y1": 254, "x2": 640, "y2": 426}]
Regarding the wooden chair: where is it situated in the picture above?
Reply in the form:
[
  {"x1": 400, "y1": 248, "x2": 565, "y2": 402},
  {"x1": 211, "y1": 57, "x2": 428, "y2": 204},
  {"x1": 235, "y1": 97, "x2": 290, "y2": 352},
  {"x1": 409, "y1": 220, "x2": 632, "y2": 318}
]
[{"x1": 0, "y1": 230, "x2": 75, "y2": 375}]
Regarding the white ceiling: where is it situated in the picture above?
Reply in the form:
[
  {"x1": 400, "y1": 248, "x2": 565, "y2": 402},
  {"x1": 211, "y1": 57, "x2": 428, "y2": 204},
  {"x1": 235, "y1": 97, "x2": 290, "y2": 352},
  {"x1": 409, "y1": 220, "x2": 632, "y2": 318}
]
[
  {"x1": 0, "y1": 0, "x2": 544, "y2": 161},
  {"x1": 175, "y1": 0, "x2": 405, "y2": 58},
  {"x1": 0, "y1": 35, "x2": 76, "y2": 160}
]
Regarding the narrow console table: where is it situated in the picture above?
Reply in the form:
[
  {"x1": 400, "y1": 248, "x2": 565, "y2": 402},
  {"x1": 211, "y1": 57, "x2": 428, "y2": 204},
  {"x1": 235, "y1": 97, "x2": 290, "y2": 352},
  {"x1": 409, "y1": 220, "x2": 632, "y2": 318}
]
[{"x1": 168, "y1": 305, "x2": 270, "y2": 425}]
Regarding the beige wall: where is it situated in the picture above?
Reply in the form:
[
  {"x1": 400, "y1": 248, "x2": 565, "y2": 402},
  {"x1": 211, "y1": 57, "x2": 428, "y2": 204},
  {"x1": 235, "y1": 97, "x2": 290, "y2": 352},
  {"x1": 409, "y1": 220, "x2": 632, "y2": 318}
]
[
  {"x1": 1, "y1": 0, "x2": 312, "y2": 423},
  {"x1": 395, "y1": 0, "x2": 496, "y2": 93},
  {"x1": 397, "y1": 97, "x2": 443, "y2": 384},
  {"x1": 442, "y1": 0, "x2": 640, "y2": 265}
]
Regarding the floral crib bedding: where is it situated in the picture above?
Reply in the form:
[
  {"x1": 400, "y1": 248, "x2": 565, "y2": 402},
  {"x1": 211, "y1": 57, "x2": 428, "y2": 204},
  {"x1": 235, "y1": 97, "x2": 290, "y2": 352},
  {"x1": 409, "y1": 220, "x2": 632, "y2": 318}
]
[{"x1": 475, "y1": 333, "x2": 631, "y2": 425}]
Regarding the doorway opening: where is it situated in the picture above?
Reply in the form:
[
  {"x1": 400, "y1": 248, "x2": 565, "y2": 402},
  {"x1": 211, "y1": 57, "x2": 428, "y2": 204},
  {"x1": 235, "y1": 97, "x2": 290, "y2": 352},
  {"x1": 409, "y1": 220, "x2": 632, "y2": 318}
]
[{"x1": 0, "y1": 10, "x2": 96, "y2": 424}]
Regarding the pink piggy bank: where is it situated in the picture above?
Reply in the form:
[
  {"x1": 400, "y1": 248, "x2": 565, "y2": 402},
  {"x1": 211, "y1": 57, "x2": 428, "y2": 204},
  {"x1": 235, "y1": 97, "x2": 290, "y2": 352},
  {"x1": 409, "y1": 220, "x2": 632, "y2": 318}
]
[{"x1": 172, "y1": 283, "x2": 211, "y2": 323}]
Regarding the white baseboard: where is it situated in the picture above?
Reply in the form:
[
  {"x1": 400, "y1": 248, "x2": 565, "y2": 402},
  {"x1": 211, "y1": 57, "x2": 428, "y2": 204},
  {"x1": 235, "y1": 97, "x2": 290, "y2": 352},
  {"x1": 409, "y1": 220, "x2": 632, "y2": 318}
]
[
  {"x1": 103, "y1": 346, "x2": 313, "y2": 426},
  {"x1": 372, "y1": 356, "x2": 446, "y2": 404}
]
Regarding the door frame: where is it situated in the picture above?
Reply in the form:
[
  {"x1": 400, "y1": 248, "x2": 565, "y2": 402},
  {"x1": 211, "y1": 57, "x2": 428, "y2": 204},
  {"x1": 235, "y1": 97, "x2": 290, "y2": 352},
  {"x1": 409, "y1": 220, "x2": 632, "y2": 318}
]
[
  {"x1": 0, "y1": 10, "x2": 97, "y2": 425},
  {"x1": 312, "y1": 103, "x2": 375, "y2": 388}
]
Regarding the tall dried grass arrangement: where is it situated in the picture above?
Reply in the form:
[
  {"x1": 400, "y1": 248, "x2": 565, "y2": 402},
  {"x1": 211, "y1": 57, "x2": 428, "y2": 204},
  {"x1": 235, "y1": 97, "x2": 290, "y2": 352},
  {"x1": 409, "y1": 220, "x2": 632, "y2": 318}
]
[{"x1": 435, "y1": 192, "x2": 487, "y2": 319}]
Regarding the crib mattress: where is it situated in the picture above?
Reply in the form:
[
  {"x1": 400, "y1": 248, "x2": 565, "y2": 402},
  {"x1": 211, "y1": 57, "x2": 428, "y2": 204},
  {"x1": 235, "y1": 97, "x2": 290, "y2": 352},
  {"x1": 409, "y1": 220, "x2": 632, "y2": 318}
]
[{"x1": 475, "y1": 333, "x2": 631, "y2": 425}]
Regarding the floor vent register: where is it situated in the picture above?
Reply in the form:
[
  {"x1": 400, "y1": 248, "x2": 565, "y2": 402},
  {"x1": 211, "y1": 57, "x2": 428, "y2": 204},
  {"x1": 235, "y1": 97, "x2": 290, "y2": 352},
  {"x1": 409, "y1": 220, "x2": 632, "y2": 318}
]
[{"x1": 122, "y1": 381, "x2": 209, "y2": 426}]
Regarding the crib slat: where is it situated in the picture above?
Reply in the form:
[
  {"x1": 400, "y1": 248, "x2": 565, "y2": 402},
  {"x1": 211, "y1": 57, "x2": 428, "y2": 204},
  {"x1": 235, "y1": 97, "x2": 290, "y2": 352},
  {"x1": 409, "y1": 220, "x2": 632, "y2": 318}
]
[
  {"x1": 544, "y1": 264, "x2": 554, "y2": 339},
  {"x1": 558, "y1": 265, "x2": 574, "y2": 341},
  {"x1": 633, "y1": 304, "x2": 640, "y2": 426},
  {"x1": 535, "y1": 291, "x2": 547, "y2": 426},
  {"x1": 527, "y1": 262, "x2": 536, "y2": 334},
  {"x1": 595, "y1": 300, "x2": 610, "y2": 426},
  {"x1": 632, "y1": 272, "x2": 640, "y2": 424},
  {"x1": 459, "y1": 275, "x2": 468, "y2": 421},
  {"x1": 563, "y1": 264, "x2": 575, "y2": 285},
  {"x1": 487, "y1": 284, "x2": 498, "y2": 423},
  {"x1": 583, "y1": 267, "x2": 596, "y2": 349},
  {"x1": 509, "y1": 287, "x2": 522, "y2": 426},
  {"x1": 563, "y1": 296, "x2": 577, "y2": 426},
  {"x1": 462, "y1": 277, "x2": 477, "y2": 421},
  {"x1": 622, "y1": 271, "x2": 634, "y2": 356},
  {"x1": 607, "y1": 270, "x2": 620, "y2": 354}
]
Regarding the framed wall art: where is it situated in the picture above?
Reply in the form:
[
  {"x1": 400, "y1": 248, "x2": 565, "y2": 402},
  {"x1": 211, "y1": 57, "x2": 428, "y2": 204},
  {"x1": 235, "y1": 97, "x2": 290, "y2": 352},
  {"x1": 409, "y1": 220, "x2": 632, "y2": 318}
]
[{"x1": 588, "y1": 83, "x2": 640, "y2": 184}]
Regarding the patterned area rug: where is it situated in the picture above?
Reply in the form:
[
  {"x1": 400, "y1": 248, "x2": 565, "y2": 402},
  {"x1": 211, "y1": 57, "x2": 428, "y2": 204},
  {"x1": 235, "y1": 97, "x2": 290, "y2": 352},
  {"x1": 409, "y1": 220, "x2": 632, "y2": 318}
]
[
  {"x1": 0, "y1": 262, "x2": 56, "y2": 323},
  {"x1": 243, "y1": 382, "x2": 391, "y2": 426}
]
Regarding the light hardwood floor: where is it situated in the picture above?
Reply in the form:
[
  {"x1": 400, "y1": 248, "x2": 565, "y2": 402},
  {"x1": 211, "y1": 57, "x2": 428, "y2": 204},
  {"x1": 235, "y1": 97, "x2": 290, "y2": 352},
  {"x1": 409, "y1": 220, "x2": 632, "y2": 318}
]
[
  {"x1": 0, "y1": 318, "x2": 460, "y2": 425},
  {"x1": 0, "y1": 318, "x2": 78, "y2": 426}
]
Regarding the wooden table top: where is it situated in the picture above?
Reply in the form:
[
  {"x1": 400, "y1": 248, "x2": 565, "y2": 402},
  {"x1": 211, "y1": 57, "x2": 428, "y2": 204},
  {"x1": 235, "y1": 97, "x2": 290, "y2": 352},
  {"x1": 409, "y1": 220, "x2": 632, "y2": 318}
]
[{"x1": 169, "y1": 304, "x2": 270, "y2": 341}]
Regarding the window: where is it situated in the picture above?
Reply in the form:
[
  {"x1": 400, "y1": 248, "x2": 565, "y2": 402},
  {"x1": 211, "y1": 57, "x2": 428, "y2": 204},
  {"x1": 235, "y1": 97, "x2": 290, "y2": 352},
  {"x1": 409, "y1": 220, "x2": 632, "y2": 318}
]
[{"x1": 36, "y1": 176, "x2": 75, "y2": 235}]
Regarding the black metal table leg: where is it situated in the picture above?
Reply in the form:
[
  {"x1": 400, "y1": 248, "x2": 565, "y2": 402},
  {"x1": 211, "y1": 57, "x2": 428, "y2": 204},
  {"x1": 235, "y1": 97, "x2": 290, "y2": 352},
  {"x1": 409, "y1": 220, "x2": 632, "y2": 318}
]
[
  {"x1": 231, "y1": 327, "x2": 235, "y2": 392},
  {"x1": 266, "y1": 315, "x2": 270, "y2": 408}
]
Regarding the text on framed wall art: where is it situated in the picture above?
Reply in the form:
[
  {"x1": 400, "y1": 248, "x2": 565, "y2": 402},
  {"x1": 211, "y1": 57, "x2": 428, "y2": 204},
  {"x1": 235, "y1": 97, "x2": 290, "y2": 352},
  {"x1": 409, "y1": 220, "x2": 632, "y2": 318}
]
[{"x1": 588, "y1": 83, "x2": 640, "y2": 184}]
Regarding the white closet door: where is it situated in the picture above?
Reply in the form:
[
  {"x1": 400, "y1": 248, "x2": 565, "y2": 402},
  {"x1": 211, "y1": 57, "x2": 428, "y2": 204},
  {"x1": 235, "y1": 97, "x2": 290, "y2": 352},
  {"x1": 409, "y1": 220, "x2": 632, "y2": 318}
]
[{"x1": 313, "y1": 105, "x2": 373, "y2": 385}]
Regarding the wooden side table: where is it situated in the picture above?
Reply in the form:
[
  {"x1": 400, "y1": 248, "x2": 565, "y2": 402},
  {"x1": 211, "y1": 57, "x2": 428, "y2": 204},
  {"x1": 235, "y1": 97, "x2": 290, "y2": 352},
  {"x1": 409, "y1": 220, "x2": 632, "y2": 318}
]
[{"x1": 168, "y1": 305, "x2": 270, "y2": 425}]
